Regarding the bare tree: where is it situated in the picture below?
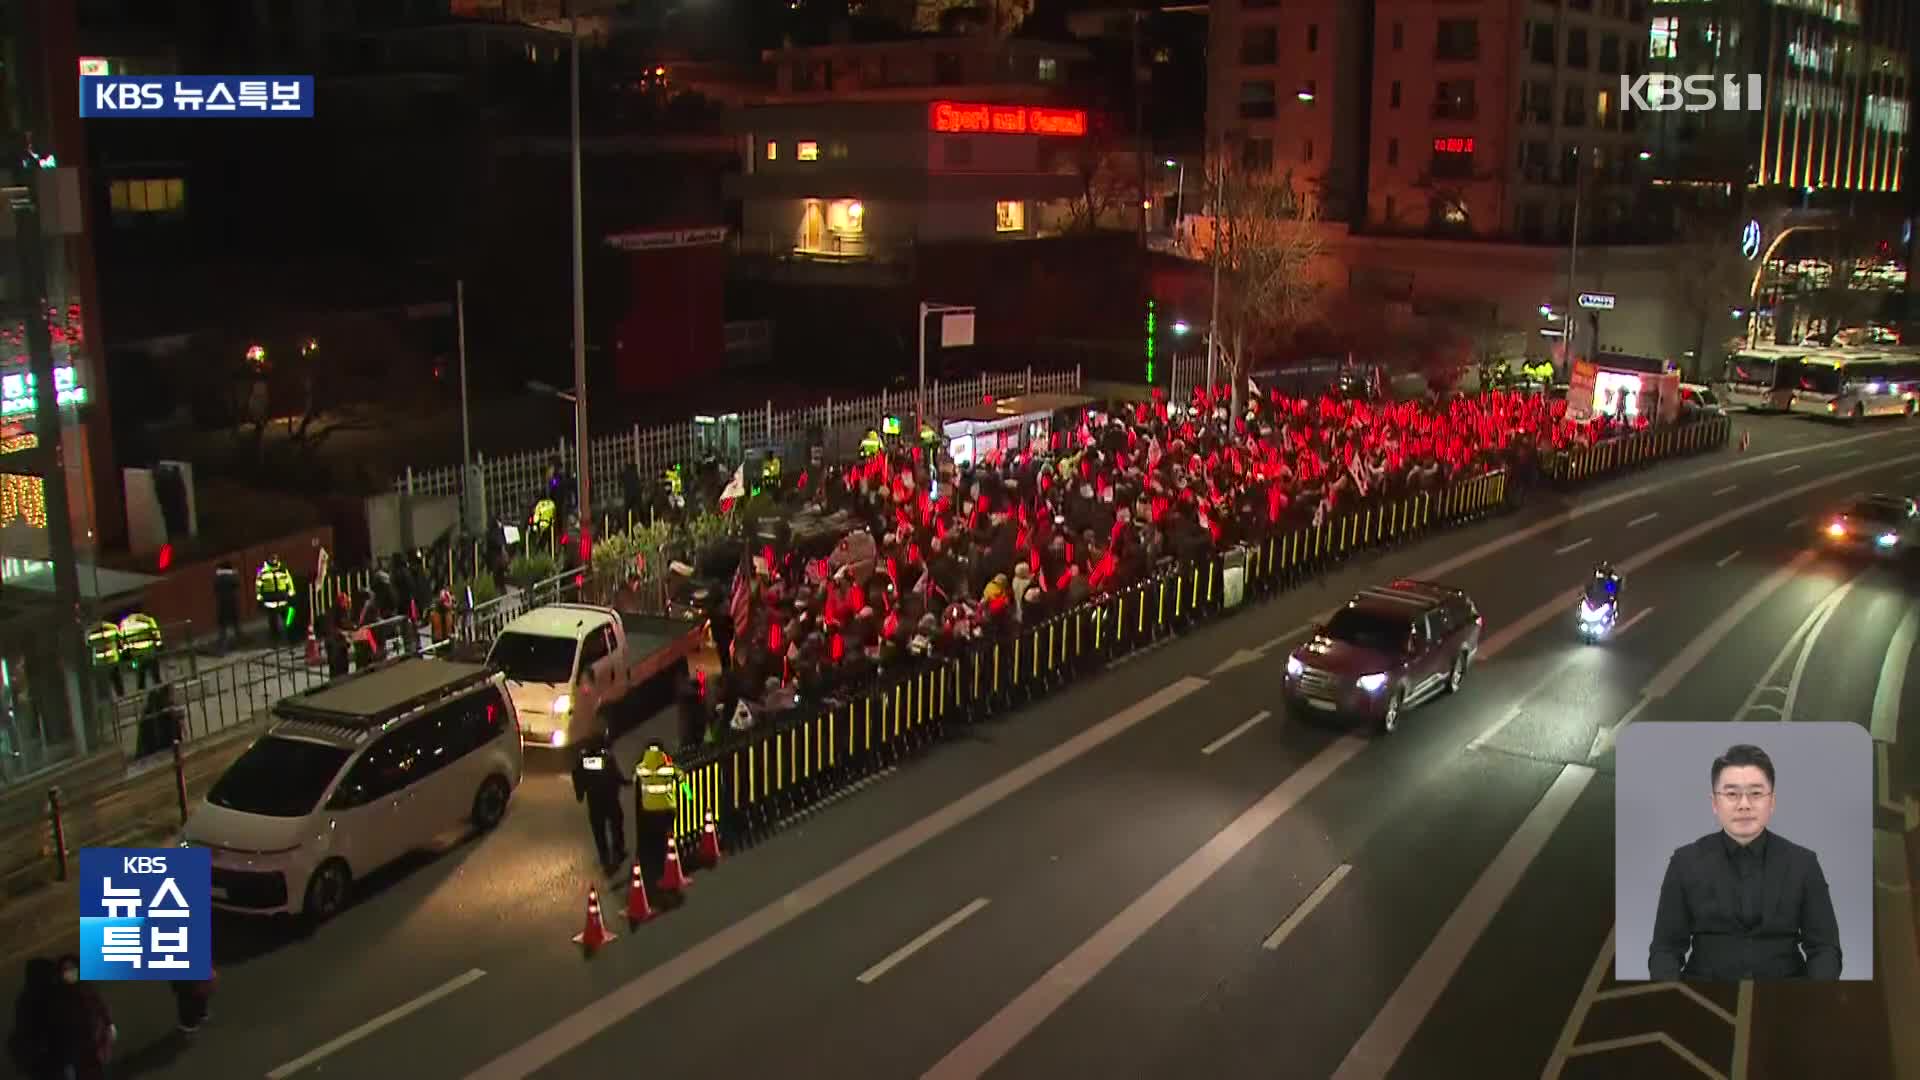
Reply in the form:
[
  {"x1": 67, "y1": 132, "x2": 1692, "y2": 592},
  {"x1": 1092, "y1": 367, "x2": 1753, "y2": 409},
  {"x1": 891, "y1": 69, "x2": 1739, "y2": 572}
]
[
  {"x1": 1671, "y1": 205, "x2": 1760, "y2": 380},
  {"x1": 1197, "y1": 156, "x2": 1327, "y2": 413},
  {"x1": 1055, "y1": 119, "x2": 1140, "y2": 234}
]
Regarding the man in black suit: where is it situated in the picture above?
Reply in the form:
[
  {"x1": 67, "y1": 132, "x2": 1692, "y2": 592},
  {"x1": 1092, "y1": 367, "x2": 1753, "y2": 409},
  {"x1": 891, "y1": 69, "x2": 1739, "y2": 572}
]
[{"x1": 1647, "y1": 743, "x2": 1843, "y2": 980}]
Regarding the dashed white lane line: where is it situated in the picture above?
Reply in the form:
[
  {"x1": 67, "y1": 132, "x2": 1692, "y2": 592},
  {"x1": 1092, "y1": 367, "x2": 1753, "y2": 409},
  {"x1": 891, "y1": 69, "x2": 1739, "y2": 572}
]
[
  {"x1": 1627, "y1": 513, "x2": 1660, "y2": 528},
  {"x1": 1712, "y1": 484, "x2": 1739, "y2": 496},
  {"x1": 1716, "y1": 550, "x2": 1742, "y2": 568},
  {"x1": 856, "y1": 898, "x2": 991, "y2": 985},
  {"x1": 1262, "y1": 863, "x2": 1352, "y2": 951},
  {"x1": 268, "y1": 969, "x2": 488, "y2": 1079},
  {"x1": 1555, "y1": 538, "x2": 1592, "y2": 556},
  {"x1": 1202, "y1": 710, "x2": 1271, "y2": 756}
]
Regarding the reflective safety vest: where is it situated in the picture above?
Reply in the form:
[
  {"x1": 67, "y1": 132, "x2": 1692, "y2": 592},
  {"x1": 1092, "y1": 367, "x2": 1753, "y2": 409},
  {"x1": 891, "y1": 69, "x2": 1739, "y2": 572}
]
[
  {"x1": 763, "y1": 455, "x2": 781, "y2": 482},
  {"x1": 634, "y1": 748, "x2": 688, "y2": 812},
  {"x1": 663, "y1": 467, "x2": 684, "y2": 497},
  {"x1": 860, "y1": 430, "x2": 883, "y2": 458},
  {"x1": 530, "y1": 499, "x2": 556, "y2": 529},
  {"x1": 1522, "y1": 360, "x2": 1555, "y2": 383},
  {"x1": 255, "y1": 562, "x2": 295, "y2": 608},
  {"x1": 117, "y1": 613, "x2": 161, "y2": 657},
  {"x1": 87, "y1": 622, "x2": 120, "y2": 667},
  {"x1": 919, "y1": 424, "x2": 940, "y2": 447}
]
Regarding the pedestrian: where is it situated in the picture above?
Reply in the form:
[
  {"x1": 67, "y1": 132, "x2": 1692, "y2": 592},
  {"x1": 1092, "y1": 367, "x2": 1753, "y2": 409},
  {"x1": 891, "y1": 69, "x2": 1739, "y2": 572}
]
[
  {"x1": 134, "y1": 685, "x2": 180, "y2": 760},
  {"x1": 212, "y1": 561, "x2": 240, "y2": 651},
  {"x1": 675, "y1": 672, "x2": 705, "y2": 750},
  {"x1": 571, "y1": 728, "x2": 629, "y2": 874},
  {"x1": 632, "y1": 740, "x2": 684, "y2": 888},
  {"x1": 50, "y1": 954, "x2": 112, "y2": 1080},
  {"x1": 325, "y1": 625, "x2": 351, "y2": 678},
  {"x1": 170, "y1": 969, "x2": 215, "y2": 1034},
  {"x1": 8, "y1": 957, "x2": 61, "y2": 1080}
]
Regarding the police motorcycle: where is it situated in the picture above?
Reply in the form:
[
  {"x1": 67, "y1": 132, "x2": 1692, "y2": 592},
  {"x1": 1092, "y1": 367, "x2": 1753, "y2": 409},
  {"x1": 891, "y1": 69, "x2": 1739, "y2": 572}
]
[{"x1": 1577, "y1": 564, "x2": 1621, "y2": 643}]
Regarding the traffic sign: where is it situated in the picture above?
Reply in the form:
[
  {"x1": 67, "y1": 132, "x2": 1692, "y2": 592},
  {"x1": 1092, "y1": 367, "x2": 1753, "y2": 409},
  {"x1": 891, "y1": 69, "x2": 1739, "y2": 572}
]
[{"x1": 1577, "y1": 292, "x2": 1617, "y2": 310}]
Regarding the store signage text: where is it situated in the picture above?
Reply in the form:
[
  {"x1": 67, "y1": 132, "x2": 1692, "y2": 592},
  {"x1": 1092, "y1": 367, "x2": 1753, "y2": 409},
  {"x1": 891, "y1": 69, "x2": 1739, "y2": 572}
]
[
  {"x1": 1577, "y1": 292, "x2": 1617, "y2": 310},
  {"x1": 1, "y1": 367, "x2": 88, "y2": 417},
  {"x1": 929, "y1": 101, "x2": 1087, "y2": 137}
]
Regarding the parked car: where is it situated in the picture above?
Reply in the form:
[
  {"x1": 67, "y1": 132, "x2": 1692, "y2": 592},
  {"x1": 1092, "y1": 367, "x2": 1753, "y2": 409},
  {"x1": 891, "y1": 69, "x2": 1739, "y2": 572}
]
[
  {"x1": 183, "y1": 658, "x2": 523, "y2": 921},
  {"x1": 1282, "y1": 579, "x2": 1482, "y2": 734}
]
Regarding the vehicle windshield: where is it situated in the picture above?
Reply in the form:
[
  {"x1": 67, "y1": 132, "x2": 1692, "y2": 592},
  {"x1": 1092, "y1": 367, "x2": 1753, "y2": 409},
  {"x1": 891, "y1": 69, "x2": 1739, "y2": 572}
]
[
  {"x1": 1846, "y1": 501, "x2": 1907, "y2": 524},
  {"x1": 1322, "y1": 608, "x2": 1412, "y2": 653},
  {"x1": 206, "y1": 736, "x2": 351, "y2": 818},
  {"x1": 1724, "y1": 355, "x2": 1778, "y2": 387},
  {"x1": 488, "y1": 631, "x2": 579, "y2": 685}
]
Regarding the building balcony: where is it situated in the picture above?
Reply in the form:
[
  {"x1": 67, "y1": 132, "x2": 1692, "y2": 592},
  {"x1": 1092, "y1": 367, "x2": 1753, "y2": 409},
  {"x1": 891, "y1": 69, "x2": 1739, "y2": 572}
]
[{"x1": 728, "y1": 231, "x2": 917, "y2": 286}]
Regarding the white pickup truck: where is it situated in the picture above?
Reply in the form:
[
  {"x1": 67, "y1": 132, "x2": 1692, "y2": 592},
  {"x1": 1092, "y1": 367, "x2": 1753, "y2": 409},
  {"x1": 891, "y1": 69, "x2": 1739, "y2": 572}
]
[{"x1": 487, "y1": 603, "x2": 705, "y2": 748}]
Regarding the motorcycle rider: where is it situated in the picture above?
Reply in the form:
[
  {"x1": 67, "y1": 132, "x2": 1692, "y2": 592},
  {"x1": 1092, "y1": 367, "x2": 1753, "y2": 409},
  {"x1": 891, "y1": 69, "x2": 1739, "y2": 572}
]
[{"x1": 1586, "y1": 561, "x2": 1623, "y2": 614}]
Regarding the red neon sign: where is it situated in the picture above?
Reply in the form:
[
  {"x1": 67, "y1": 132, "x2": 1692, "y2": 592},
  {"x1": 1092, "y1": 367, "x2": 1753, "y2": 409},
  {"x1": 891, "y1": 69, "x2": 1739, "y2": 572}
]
[
  {"x1": 1432, "y1": 137, "x2": 1475, "y2": 154},
  {"x1": 930, "y1": 101, "x2": 1087, "y2": 137}
]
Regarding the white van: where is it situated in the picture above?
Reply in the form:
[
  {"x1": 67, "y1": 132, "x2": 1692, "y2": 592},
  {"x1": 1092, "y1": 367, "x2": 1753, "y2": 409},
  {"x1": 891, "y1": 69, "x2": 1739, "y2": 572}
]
[{"x1": 183, "y1": 658, "x2": 524, "y2": 921}]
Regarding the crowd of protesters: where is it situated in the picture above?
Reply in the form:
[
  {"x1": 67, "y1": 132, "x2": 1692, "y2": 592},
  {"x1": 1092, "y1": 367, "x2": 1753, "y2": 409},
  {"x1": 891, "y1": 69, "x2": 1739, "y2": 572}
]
[{"x1": 674, "y1": 384, "x2": 1650, "y2": 746}]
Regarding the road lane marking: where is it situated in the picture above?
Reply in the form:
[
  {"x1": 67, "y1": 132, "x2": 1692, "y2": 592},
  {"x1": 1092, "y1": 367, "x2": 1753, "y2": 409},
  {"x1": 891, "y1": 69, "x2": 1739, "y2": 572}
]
[
  {"x1": 1712, "y1": 484, "x2": 1740, "y2": 496},
  {"x1": 464, "y1": 677, "x2": 1209, "y2": 1080},
  {"x1": 1332, "y1": 764, "x2": 1595, "y2": 1080},
  {"x1": 1617, "y1": 606, "x2": 1655, "y2": 635},
  {"x1": 1726, "y1": 571, "x2": 1860, "y2": 725},
  {"x1": 1871, "y1": 605, "x2": 1918, "y2": 743},
  {"x1": 1207, "y1": 623, "x2": 1320, "y2": 676},
  {"x1": 1777, "y1": 464, "x2": 1802, "y2": 474},
  {"x1": 267, "y1": 968, "x2": 487, "y2": 1080},
  {"x1": 1780, "y1": 583, "x2": 1856, "y2": 722},
  {"x1": 1543, "y1": 927, "x2": 1750, "y2": 1080},
  {"x1": 1469, "y1": 608, "x2": 1653, "y2": 752},
  {"x1": 1627, "y1": 512, "x2": 1660, "y2": 528},
  {"x1": 922, "y1": 736, "x2": 1369, "y2": 1080},
  {"x1": 857, "y1": 898, "x2": 991, "y2": 985},
  {"x1": 1716, "y1": 550, "x2": 1742, "y2": 567},
  {"x1": 1262, "y1": 863, "x2": 1351, "y2": 950},
  {"x1": 1787, "y1": 515, "x2": 1807, "y2": 529},
  {"x1": 1554, "y1": 538, "x2": 1593, "y2": 555},
  {"x1": 1732, "y1": 980, "x2": 1754, "y2": 1079},
  {"x1": 1202, "y1": 710, "x2": 1271, "y2": 755},
  {"x1": 1836, "y1": 449, "x2": 1864, "y2": 459}
]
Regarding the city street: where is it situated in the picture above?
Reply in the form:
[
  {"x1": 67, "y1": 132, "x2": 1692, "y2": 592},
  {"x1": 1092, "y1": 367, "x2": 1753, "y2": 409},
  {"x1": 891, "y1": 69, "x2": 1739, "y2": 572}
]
[{"x1": 68, "y1": 415, "x2": 1920, "y2": 1080}]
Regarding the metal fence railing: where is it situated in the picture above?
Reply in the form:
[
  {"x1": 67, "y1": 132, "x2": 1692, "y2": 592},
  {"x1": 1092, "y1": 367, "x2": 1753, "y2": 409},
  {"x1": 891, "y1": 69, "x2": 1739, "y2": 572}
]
[{"x1": 394, "y1": 366, "x2": 1083, "y2": 525}]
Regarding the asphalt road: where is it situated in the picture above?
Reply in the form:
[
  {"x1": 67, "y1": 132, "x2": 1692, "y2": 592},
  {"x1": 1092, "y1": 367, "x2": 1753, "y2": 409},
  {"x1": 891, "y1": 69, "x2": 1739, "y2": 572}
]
[{"x1": 28, "y1": 413, "x2": 1920, "y2": 1080}]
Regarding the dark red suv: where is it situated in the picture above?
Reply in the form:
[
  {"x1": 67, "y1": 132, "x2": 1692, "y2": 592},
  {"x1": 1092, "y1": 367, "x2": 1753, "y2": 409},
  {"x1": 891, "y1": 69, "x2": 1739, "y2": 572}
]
[{"x1": 1281, "y1": 579, "x2": 1483, "y2": 734}]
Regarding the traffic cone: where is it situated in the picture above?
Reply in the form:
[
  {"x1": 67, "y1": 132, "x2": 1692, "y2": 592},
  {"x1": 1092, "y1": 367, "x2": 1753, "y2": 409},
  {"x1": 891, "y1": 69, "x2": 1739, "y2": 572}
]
[
  {"x1": 571, "y1": 886, "x2": 616, "y2": 950},
  {"x1": 305, "y1": 632, "x2": 321, "y2": 667},
  {"x1": 658, "y1": 836, "x2": 692, "y2": 893},
  {"x1": 698, "y1": 811, "x2": 723, "y2": 867},
  {"x1": 624, "y1": 862, "x2": 654, "y2": 925}
]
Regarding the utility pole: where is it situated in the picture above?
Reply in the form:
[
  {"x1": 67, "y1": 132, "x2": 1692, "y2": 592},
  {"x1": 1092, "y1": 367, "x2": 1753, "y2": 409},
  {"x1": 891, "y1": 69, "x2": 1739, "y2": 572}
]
[
  {"x1": 1133, "y1": 7, "x2": 1149, "y2": 250},
  {"x1": 569, "y1": 6, "x2": 591, "y2": 535},
  {"x1": 1562, "y1": 146, "x2": 1584, "y2": 370},
  {"x1": 1205, "y1": 144, "x2": 1223, "y2": 392}
]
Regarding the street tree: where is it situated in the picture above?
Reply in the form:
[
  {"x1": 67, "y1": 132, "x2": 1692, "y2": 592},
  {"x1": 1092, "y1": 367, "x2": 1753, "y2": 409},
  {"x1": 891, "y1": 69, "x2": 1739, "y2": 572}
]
[
  {"x1": 1671, "y1": 204, "x2": 1760, "y2": 380},
  {"x1": 1197, "y1": 156, "x2": 1327, "y2": 414},
  {"x1": 1054, "y1": 111, "x2": 1140, "y2": 234}
]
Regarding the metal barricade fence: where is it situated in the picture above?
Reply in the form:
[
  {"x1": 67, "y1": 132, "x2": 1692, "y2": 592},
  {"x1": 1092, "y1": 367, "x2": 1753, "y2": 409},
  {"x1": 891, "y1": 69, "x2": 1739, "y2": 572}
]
[
  {"x1": 1549, "y1": 415, "x2": 1731, "y2": 487},
  {"x1": 668, "y1": 469, "x2": 1515, "y2": 856}
]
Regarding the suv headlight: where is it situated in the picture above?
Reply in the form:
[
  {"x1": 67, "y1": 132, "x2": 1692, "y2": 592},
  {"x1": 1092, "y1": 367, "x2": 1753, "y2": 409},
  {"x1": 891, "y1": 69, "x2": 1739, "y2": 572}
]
[
  {"x1": 551, "y1": 694, "x2": 571, "y2": 715},
  {"x1": 1878, "y1": 532, "x2": 1899, "y2": 547},
  {"x1": 1356, "y1": 672, "x2": 1388, "y2": 692},
  {"x1": 1286, "y1": 656, "x2": 1304, "y2": 677}
]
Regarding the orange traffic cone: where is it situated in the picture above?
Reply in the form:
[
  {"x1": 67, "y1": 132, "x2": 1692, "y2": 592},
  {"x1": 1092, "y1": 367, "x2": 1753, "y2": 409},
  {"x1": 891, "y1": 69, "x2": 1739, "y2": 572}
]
[
  {"x1": 698, "y1": 811, "x2": 723, "y2": 867},
  {"x1": 658, "y1": 836, "x2": 692, "y2": 893},
  {"x1": 624, "y1": 862, "x2": 654, "y2": 925},
  {"x1": 571, "y1": 886, "x2": 617, "y2": 950},
  {"x1": 305, "y1": 632, "x2": 322, "y2": 667}
]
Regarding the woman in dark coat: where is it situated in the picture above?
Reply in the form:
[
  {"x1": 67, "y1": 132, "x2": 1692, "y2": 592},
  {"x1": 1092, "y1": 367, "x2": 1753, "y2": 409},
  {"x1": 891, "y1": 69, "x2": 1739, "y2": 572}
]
[{"x1": 8, "y1": 957, "x2": 61, "y2": 1080}]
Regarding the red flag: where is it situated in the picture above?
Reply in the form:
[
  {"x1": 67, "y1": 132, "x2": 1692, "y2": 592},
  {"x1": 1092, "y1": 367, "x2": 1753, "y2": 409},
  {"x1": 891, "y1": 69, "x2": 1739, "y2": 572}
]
[{"x1": 727, "y1": 555, "x2": 751, "y2": 659}]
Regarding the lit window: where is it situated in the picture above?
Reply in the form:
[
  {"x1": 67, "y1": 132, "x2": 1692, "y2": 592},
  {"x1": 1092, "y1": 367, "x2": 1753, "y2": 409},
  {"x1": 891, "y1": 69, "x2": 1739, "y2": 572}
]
[
  {"x1": 109, "y1": 178, "x2": 186, "y2": 216},
  {"x1": 1649, "y1": 17, "x2": 1677, "y2": 59},
  {"x1": 996, "y1": 200, "x2": 1025, "y2": 232},
  {"x1": 798, "y1": 141, "x2": 820, "y2": 161},
  {"x1": 766, "y1": 140, "x2": 778, "y2": 160},
  {"x1": 1038, "y1": 58, "x2": 1058, "y2": 81},
  {"x1": 1595, "y1": 89, "x2": 1611, "y2": 126},
  {"x1": 827, "y1": 199, "x2": 864, "y2": 233}
]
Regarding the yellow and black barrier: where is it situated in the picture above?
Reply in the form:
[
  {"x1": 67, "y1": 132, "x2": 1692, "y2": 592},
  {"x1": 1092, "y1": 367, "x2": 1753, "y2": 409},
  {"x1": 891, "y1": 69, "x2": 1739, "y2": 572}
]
[
  {"x1": 676, "y1": 467, "x2": 1521, "y2": 853},
  {"x1": 1551, "y1": 415, "x2": 1730, "y2": 487}
]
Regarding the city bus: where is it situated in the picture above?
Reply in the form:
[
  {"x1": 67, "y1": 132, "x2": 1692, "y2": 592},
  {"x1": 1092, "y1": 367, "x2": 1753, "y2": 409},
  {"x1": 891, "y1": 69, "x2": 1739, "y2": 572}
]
[
  {"x1": 1785, "y1": 348, "x2": 1920, "y2": 421},
  {"x1": 1720, "y1": 345, "x2": 1810, "y2": 411}
]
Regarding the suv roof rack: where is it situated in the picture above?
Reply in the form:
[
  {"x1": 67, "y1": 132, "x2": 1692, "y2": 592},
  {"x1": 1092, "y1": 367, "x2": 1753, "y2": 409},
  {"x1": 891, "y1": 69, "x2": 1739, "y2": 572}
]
[
  {"x1": 273, "y1": 657, "x2": 494, "y2": 735},
  {"x1": 1353, "y1": 580, "x2": 1452, "y2": 609}
]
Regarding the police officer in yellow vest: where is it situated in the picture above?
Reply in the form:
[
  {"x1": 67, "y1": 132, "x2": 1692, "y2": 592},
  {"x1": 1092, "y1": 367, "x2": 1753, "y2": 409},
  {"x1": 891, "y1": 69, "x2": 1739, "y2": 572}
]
[
  {"x1": 118, "y1": 611, "x2": 163, "y2": 691},
  {"x1": 761, "y1": 453, "x2": 781, "y2": 493},
  {"x1": 255, "y1": 556, "x2": 296, "y2": 644},
  {"x1": 633, "y1": 740, "x2": 691, "y2": 888},
  {"x1": 919, "y1": 423, "x2": 941, "y2": 452},
  {"x1": 859, "y1": 428, "x2": 884, "y2": 458},
  {"x1": 528, "y1": 497, "x2": 557, "y2": 553},
  {"x1": 88, "y1": 620, "x2": 124, "y2": 698}
]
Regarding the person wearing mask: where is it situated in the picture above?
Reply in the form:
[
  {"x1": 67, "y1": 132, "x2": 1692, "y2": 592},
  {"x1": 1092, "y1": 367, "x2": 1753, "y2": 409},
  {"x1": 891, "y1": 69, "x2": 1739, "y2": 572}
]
[
  {"x1": 8, "y1": 957, "x2": 60, "y2": 1080},
  {"x1": 50, "y1": 954, "x2": 112, "y2": 1080},
  {"x1": 572, "y1": 728, "x2": 631, "y2": 875},
  {"x1": 632, "y1": 741, "x2": 688, "y2": 888}
]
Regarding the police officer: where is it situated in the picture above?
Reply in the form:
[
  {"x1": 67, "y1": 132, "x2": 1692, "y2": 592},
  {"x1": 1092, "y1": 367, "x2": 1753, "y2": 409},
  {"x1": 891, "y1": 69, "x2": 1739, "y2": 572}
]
[
  {"x1": 859, "y1": 428, "x2": 884, "y2": 459},
  {"x1": 117, "y1": 610, "x2": 163, "y2": 691},
  {"x1": 632, "y1": 740, "x2": 687, "y2": 887},
  {"x1": 571, "y1": 728, "x2": 630, "y2": 874},
  {"x1": 88, "y1": 620, "x2": 123, "y2": 698},
  {"x1": 254, "y1": 556, "x2": 296, "y2": 644}
]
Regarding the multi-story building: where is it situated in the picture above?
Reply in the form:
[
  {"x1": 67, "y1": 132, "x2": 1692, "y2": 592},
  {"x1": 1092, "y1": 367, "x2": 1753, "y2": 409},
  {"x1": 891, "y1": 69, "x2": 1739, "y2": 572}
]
[
  {"x1": 1640, "y1": 0, "x2": 1909, "y2": 194},
  {"x1": 1212, "y1": 0, "x2": 1654, "y2": 242},
  {"x1": 1, "y1": 0, "x2": 123, "y2": 784}
]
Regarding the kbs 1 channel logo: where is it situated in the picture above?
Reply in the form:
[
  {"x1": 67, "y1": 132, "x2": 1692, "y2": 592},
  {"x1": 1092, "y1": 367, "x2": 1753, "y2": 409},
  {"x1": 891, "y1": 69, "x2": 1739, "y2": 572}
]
[
  {"x1": 77, "y1": 847, "x2": 212, "y2": 982},
  {"x1": 79, "y1": 75, "x2": 313, "y2": 118}
]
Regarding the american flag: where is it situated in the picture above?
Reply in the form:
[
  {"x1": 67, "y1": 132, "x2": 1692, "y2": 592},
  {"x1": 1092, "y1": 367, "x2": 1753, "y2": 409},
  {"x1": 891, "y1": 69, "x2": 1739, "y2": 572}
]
[{"x1": 726, "y1": 551, "x2": 752, "y2": 660}]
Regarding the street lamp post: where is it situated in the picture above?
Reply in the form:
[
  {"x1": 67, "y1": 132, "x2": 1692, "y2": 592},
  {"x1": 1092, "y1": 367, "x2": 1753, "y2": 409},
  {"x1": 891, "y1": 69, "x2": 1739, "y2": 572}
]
[
  {"x1": 1165, "y1": 159, "x2": 1185, "y2": 233},
  {"x1": 568, "y1": 7, "x2": 591, "y2": 535},
  {"x1": 1205, "y1": 146, "x2": 1223, "y2": 392}
]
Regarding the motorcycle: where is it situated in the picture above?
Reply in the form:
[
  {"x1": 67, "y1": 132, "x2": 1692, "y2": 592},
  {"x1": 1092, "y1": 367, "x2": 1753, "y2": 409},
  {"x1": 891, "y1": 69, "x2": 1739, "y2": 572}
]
[{"x1": 1577, "y1": 596, "x2": 1617, "y2": 643}]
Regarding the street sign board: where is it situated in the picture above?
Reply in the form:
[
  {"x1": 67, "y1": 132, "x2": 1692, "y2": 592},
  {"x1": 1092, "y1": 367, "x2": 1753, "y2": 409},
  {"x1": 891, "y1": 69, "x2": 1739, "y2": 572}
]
[{"x1": 1578, "y1": 292, "x2": 1617, "y2": 310}]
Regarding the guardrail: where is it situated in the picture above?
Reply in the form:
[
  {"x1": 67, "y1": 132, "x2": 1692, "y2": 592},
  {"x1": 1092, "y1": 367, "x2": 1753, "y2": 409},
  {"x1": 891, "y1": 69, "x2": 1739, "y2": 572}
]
[
  {"x1": 1548, "y1": 415, "x2": 1731, "y2": 486},
  {"x1": 662, "y1": 469, "x2": 1513, "y2": 852}
]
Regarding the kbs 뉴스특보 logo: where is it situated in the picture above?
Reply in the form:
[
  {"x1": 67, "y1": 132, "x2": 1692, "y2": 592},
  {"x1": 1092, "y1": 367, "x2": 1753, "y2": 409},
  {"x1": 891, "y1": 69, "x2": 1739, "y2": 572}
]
[
  {"x1": 78, "y1": 76, "x2": 314, "y2": 118},
  {"x1": 77, "y1": 848, "x2": 212, "y2": 981}
]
